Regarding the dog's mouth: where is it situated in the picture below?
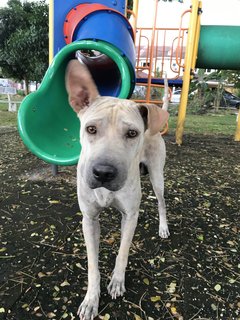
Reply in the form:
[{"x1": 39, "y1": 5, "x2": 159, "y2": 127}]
[{"x1": 89, "y1": 181, "x2": 123, "y2": 192}]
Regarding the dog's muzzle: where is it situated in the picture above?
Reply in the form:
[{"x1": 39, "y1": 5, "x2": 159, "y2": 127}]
[{"x1": 87, "y1": 162, "x2": 126, "y2": 191}]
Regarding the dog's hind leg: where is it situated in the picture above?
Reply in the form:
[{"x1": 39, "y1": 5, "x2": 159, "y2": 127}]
[
  {"x1": 150, "y1": 171, "x2": 170, "y2": 238},
  {"x1": 145, "y1": 135, "x2": 170, "y2": 238}
]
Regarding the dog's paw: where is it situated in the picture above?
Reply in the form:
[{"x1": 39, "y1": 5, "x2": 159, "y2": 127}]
[
  {"x1": 159, "y1": 224, "x2": 170, "y2": 238},
  {"x1": 77, "y1": 293, "x2": 99, "y2": 320},
  {"x1": 107, "y1": 275, "x2": 126, "y2": 299}
]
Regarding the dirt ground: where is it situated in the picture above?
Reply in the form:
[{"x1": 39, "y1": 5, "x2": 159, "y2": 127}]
[{"x1": 0, "y1": 127, "x2": 239, "y2": 320}]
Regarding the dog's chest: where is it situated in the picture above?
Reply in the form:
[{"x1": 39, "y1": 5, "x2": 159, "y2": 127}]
[{"x1": 94, "y1": 188, "x2": 115, "y2": 207}]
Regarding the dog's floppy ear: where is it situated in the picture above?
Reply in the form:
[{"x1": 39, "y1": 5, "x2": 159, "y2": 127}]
[
  {"x1": 65, "y1": 60, "x2": 99, "y2": 114},
  {"x1": 138, "y1": 104, "x2": 169, "y2": 135}
]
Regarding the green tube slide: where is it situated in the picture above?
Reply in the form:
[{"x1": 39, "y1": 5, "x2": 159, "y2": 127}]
[
  {"x1": 18, "y1": 40, "x2": 134, "y2": 166},
  {"x1": 197, "y1": 25, "x2": 240, "y2": 70}
]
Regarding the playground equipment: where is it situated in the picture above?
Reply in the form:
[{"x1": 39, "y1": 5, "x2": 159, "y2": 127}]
[
  {"x1": 174, "y1": 0, "x2": 240, "y2": 144},
  {"x1": 18, "y1": 0, "x2": 240, "y2": 166},
  {"x1": 132, "y1": 0, "x2": 240, "y2": 143}
]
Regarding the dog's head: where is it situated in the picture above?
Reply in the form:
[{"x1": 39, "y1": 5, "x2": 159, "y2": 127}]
[{"x1": 65, "y1": 60, "x2": 169, "y2": 191}]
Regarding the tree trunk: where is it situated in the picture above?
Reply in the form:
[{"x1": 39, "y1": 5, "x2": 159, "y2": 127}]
[
  {"x1": 24, "y1": 78, "x2": 29, "y2": 95},
  {"x1": 214, "y1": 83, "x2": 222, "y2": 112}
]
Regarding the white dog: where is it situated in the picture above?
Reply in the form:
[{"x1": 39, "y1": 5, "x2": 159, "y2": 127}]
[{"x1": 65, "y1": 60, "x2": 170, "y2": 320}]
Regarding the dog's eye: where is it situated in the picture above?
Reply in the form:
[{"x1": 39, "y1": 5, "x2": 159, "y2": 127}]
[
  {"x1": 86, "y1": 126, "x2": 97, "y2": 134},
  {"x1": 126, "y1": 129, "x2": 138, "y2": 138}
]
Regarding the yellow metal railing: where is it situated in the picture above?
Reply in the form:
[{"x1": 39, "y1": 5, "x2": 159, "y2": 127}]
[
  {"x1": 235, "y1": 110, "x2": 240, "y2": 141},
  {"x1": 176, "y1": 0, "x2": 202, "y2": 145}
]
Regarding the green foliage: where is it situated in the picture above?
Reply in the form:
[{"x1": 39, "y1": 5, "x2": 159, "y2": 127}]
[
  {"x1": 188, "y1": 69, "x2": 240, "y2": 113},
  {"x1": 217, "y1": 70, "x2": 240, "y2": 89},
  {"x1": 127, "y1": 0, "x2": 183, "y2": 10},
  {"x1": 0, "y1": 0, "x2": 48, "y2": 93}
]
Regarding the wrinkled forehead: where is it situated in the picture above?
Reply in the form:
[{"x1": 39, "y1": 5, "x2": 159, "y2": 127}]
[{"x1": 81, "y1": 97, "x2": 143, "y2": 126}]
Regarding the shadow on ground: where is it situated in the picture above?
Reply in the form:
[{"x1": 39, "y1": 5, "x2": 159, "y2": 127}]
[{"x1": 0, "y1": 128, "x2": 239, "y2": 320}]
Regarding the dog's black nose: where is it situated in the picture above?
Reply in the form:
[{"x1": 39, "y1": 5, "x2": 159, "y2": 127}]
[{"x1": 93, "y1": 164, "x2": 118, "y2": 183}]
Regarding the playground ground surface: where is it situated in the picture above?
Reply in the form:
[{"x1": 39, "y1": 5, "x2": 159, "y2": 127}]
[{"x1": 0, "y1": 124, "x2": 239, "y2": 320}]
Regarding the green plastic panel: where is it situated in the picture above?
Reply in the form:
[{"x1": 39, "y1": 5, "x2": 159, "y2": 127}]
[{"x1": 197, "y1": 25, "x2": 240, "y2": 70}]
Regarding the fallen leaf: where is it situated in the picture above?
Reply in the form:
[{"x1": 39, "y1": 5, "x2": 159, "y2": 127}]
[
  {"x1": 197, "y1": 234, "x2": 204, "y2": 241},
  {"x1": 148, "y1": 258, "x2": 155, "y2": 265},
  {"x1": 48, "y1": 200, "x2": 60, "y2": 204},
  {"x1": 150, "y1": 296, "x2": 161, "y2": 302},
  {"x1": 228, "y1": 278, "x2": 235, "y2": 284},
  {"x1": 36, "y1": 313, "x2": 43, "y2": 317},
  {"x1": 214, "y1": 284, "x2": 221, "y2": 292},
  {"x1": 60, "y1": 280, "x2": 70, "y2": 287},
  {"x1": 171, "y1": 306, "x2": 177, "y2": 315},
  {"x1": 143, "y1": 278, "x2": 149, "y2": 285},
  {"x1": 211, "y1": 303, "x2": 217, "y2": 311},
  {"x1": 168, "y1": 282, "x2": 177, "y2": 293},
  {"x1": 34, "y1": 306, "x2": 40, "y2": 312},
  {"x1": 104, "y1": 238, "x2": 115, "y2": 245},
  {"x1": 76, "y1": 263, "x2": 85, "y2": 270},
  {"x1": 30, "y1": 232, "x2": 39, "y2": 237},
  {"x1": 38, "y1": 272, "x2": 46, "y2": 278}
]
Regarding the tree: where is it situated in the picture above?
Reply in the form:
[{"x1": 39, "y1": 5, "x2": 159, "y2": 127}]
[
  {"x1": 0, "y1": 0, "x2": 48, "y2": 94},
  {"x1": 215, "y1": 70, "x2": 240, "y2": 90},
  {"x1": 188, "y1": 68, "x2": 240, "y2": 113}
]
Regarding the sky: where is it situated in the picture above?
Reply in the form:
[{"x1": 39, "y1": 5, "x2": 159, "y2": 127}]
[
  {"x1": 136, "y1": 0, "x2": 240, "y2": 27},
  {"x1": 1, "y1": 0, "x2": 240, "y2": 27}
]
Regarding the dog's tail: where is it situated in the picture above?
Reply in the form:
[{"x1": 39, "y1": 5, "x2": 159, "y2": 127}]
[{"x1": 162, "y1": 72, "x2": 169, "y2": 111}]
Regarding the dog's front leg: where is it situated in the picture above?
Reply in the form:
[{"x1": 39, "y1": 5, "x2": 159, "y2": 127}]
[
  {"x1": 108, "y1": 212, "x2": 138, "y2": 299},
  {"x1": 78, "y1": 214, "x2": 100, "y2": 320}
]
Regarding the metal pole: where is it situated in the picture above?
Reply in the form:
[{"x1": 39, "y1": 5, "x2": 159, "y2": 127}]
[
  {"x1": 234, "y1": 109, "x2": 240, "y2": 141},
  {"x1": 51, "y1": 164, "x2": 58, "y2": 176},
  {"x1": 175, "y1": 0, "x2": 201, "y2": 145},
  {"x1": 146, "y1": 0, "x2": 158, "y2": 103}
]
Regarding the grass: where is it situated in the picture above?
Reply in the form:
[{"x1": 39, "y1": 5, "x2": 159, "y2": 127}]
[
  {"x1": 0, "y1": 93, "x2": 23, "y2": 126},
  {"x1": 0, "y1": 102, "x2": 18, "y2": 126},
  {"x1": 168, "y1": 113, "x2": 238, "y2": 136}
]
